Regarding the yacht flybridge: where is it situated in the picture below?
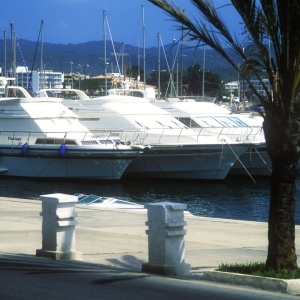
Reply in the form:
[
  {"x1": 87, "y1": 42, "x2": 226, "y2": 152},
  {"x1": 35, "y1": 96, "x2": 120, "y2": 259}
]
[{"x1": 0, "y1": 87, "x2": 143, "y2": 179}]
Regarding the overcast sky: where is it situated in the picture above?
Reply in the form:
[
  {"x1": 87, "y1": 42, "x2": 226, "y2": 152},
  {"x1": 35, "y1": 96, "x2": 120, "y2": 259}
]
[{"x1": 1, "y1": 0, "x2": 242, "y2": 47}]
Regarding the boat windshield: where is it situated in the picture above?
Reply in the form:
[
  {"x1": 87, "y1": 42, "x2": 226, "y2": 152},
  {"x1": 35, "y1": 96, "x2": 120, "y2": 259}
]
[{"x1": 76, "y1": 194, "x2": 107, "y2": 204}]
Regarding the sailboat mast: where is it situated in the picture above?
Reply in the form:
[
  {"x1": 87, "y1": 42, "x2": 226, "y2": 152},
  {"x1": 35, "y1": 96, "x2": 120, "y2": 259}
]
[
  {"x1": 10, "y1": 23, "x2": 16, "y2": 78},
  {"x1": 103, "y1": 10, "x2": 107, "y2": 95},
  {"x1": 158, "y1": 33, "x2": 161, "y2": 100},
  {"x1": 180, "y1": 15, "x2": 184, "y2": 97},
  {"x1": 40, "y1": 20, "x2": 44, "y2": 90},
  {"x1": 4, "y1": 31, "x2": 6, "y2": 77},
  {"x1": 142, "y1": 4, "x2": 146, "y2": 90}
]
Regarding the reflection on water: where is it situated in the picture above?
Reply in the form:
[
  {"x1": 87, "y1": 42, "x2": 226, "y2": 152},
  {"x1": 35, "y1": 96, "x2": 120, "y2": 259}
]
[{"x1": 1, "y1": 176, "x2": 300, "y2": 224}]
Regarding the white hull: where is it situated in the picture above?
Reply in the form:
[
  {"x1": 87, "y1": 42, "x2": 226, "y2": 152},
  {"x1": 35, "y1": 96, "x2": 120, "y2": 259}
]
[
  {"x1": 124, "y1": 143, "x2": 247, "y2": 180},
  {"x1": 0, "y1": 145, "x2": 139, "y2": 179}
]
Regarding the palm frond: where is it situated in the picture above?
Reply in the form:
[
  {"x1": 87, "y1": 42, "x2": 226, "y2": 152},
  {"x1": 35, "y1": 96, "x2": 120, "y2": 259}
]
[{"x1": 148, "y1": 0, "x2": 300, "y2": 114}]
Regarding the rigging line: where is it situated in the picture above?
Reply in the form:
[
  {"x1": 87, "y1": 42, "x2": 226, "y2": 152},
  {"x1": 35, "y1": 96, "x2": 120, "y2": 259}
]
[
  {"x1": 218, "y1": 141, "x2": 224, "y2": 170},
  {"x1": 213, "y1": 140, "x2": 224, "y2": 180},
  {"x1": 253, "y1": 147, "x2": 272, "y2": 173},
  {"x1": 112, "y1": 144, "x2": 114, "y2": 179},
  {"x1": 222, "y1": 139, "x2": 258, "y2": 185},
  {"x1": 105, "y1": 16, "x2": 121, "y2": 76},
  {"x1": 159, "y1": 35, "x2": 177, "y2": 98},
  {"x1": 35, "y1": 158, "x2": 55, "y2": 178},
  {"x1": 29, "y1": 21, "x2": 42, "y2": 92},
  {"x1": 12, "y1": 26, "x2": 33, "y2": 92}
]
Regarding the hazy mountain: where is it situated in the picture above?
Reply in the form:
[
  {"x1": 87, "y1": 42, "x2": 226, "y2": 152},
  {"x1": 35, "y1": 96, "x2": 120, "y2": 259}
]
[{"x1": 0, "y1": 39, "x2": 239, "y2": 82}]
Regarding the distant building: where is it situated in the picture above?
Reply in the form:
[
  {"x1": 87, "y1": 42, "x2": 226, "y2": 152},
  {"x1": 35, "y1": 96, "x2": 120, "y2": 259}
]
[
  {"x1": 246, "y1": 78, "x2": 269, "y2": 98},
  {"x1": 226, "y1": 78, "x2": 269, "y2": 102},
  {"x1": 14, "y1": 66, "x2": 64, "y2": 93},
  {"x1": 225, "y1": 81, "x2": 239, "y2": 91}
]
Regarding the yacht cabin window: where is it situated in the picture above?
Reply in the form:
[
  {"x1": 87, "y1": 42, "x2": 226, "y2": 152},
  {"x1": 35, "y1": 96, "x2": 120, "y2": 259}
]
[
  {"x1": 7, "y1": 88, "x2": 27, "y2": 98},
  {"x1": 81, "y1": 140, "x2": 99, "y2": 145},
  {"x1": 214, "y1": 116, "x2": 247, "y2": 127},
  {"x1": 99, "y1": 140, "x2": 114, "y2": 144},
  {"x1": 177, "y1": 117, "x2": 201, "y2": 128},
  {"x1": 45, "y1": 91, "x2": 57, "y2": 97},
  {"x1": 194, "y1": 116, "x2": 248, "y2": 128},
  {"x1": 194, "y1": 116, "x2": 224, "y2": 128},
  {"x1": 60, "y1": 90, "x2": 81, "y2": 100},
  {"x1": 35, "y1": 138, "x2": 77, "y2": 145},
  {"x1": 131, "y1": 91, "x2": 144, "y2": 98}
]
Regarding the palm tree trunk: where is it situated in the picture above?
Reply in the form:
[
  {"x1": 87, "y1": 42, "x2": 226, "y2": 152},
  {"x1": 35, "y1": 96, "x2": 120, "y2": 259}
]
[{"x1": 266, "y1": 156, "x2": 298, "y2": 270}]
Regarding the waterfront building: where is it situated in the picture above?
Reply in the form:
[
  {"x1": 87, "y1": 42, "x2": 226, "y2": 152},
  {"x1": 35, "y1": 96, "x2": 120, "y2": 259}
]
[{"x1": 14, "y1": 66, "x2": 64, "y2": 93}]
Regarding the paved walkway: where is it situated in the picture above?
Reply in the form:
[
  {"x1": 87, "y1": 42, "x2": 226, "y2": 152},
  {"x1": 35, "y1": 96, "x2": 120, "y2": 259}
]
[{"x1": 0, "y1": 196, "x2": 299, "y2": 299}]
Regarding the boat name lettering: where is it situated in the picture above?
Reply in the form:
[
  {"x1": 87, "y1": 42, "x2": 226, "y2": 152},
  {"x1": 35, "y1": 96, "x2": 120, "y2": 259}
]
[{"x1": 8, "y1": 137, "x2": 21, "y2": 141}]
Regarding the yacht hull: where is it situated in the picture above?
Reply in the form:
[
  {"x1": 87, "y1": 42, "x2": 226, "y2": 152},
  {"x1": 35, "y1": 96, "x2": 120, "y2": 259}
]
[
  {"x1": 124, "y1": 143, "x2": 247, "y2": 180},
  {"x1": 0, "y1": 145, "x2": 138, "y2": 179},
  {"x1": 229, "y1": 149, "x2": 272, "y2": 177}
]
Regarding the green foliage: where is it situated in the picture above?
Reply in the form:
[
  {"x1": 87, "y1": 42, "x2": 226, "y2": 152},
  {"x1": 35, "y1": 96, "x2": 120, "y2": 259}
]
[
  {"x1": 218, "y1": 262, "x2": 300, "y2": 279},
  {"x1": 185, "y1": 63, "x2": 223, "y2": 96},
  {"x1": 127, "y1": 65, "x2": 144, "y2": 82},
  {"x1": 147, "y1": 70, "x2": 171, "y2": 97},
  {"x1": 73, "y1": 78, "x2": 106, "y2": 95}
]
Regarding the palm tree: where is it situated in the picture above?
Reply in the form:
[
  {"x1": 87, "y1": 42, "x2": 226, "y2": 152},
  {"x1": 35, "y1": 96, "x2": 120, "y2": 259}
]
[{"x1": 148, "y1": 0, "x2": 300, "y2": 271}]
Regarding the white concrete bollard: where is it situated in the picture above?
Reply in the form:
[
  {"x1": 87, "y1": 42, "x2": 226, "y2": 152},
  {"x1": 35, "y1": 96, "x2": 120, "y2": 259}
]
[
  {"x1": 142, "y1": 202, "x2": 190, "y2": 276},
  {"x1": 36, "y1": 193, "x2": 82, "y2": 260}
]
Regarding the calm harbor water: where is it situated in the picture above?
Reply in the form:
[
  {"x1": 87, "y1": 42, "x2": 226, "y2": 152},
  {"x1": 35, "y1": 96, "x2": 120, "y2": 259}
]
[{"x1": 1, "y1": 175, "x2": 300, "y2": 224}]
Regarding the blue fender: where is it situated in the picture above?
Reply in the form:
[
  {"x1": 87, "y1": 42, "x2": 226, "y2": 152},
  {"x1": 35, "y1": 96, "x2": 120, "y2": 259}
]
[
  {"x1": 59, "y1": 144, "x2": 66, "y2": 156},
  {"x1": 21, "y1": 143, "x2": 28, "y2": 155}
]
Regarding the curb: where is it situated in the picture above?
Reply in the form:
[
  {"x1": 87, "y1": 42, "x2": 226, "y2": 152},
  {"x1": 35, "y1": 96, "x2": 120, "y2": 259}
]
[{"x1": 202, "y1": 271, "x2": 300, "y2": 295}]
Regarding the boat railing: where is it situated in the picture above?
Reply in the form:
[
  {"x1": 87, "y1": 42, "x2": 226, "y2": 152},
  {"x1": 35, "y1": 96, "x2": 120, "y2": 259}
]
[
  {"x1": 90, "y1": 129, "x2": 148, "y2": 145},
  {"x1": 191, "y1": 125, "x2": 264, "y2": 143},
  {"x1": 91, "y1": 127, "x2": 213, "y2": 145},
  {"x1": 89, "y1": 126, "x2": 264, "y2": 145},
  {"x1": 0, "y1": 129, "x2": 124, "y2": 147}
]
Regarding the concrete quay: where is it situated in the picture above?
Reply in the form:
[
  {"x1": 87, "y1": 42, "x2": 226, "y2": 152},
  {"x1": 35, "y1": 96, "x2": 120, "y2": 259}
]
[{"x1": 0, "y1": 196, "x2": 299, "y2": 299}]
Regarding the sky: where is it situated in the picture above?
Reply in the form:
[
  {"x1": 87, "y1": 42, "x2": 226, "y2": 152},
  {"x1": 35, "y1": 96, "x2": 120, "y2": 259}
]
[{"x1": 1, "y1": 0, "x2": 242, "y2": 47}]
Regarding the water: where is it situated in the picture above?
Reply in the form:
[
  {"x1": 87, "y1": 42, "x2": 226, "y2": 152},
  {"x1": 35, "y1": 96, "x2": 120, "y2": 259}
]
[{"x1": 1, "y1": 176, "x2": 300, "y2": 224}]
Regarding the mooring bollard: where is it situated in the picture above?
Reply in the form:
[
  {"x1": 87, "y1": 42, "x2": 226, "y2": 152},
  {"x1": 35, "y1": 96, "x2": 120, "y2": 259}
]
[
  {"x1": 36, "y1": 193, "x2": 82, "y2": 260},
  {"x1": 142, "y1": 202, "x2": 190, "y2": 276}
]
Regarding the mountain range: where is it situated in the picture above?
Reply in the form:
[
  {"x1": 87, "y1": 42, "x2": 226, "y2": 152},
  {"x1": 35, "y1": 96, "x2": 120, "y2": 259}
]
[{"x1": 0, "y1": 39, "x2": 239, "y2": 83}]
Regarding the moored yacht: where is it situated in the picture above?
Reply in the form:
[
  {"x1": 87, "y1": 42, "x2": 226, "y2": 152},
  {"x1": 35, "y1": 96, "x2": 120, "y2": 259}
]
[
  {"x1": 51, "y1": 90, "x2": 255, "y2": 181},
  {"x1": 0, "y1": 85, "x2": 143, "y2": 179},
  {"x1": 153, "y1": 101, "x2": 271, "y2": 177}
]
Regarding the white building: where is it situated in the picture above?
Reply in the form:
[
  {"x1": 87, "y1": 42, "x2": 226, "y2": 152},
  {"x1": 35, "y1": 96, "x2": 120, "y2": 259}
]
[
  {"x1": 226, "y1": 78, "x2": 269, "y2": 102},
  {"x1": 225, "y1": 81, "x2": 239, "y2": 91},
  {"x1": 246, "y1": 78, "x2": 269, "y2": 98},
  {"x1": 15, "y1": 66, "x2": 64, "y2": 93}
]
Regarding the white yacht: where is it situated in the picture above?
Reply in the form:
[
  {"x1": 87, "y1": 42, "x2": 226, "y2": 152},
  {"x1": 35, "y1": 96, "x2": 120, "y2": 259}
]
[
  {"x1": 44, "y1": 89, "x2": 254, "y2": 181},
  {"x1": 107, "y1": 86, "x2": 156, "y2": 102},
  {"x1": 153, "y1": 101, "x2": 271, "y2": 177},
  {"x1": 0, "y1": 82, "x2": 142, "y2": 179}
]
